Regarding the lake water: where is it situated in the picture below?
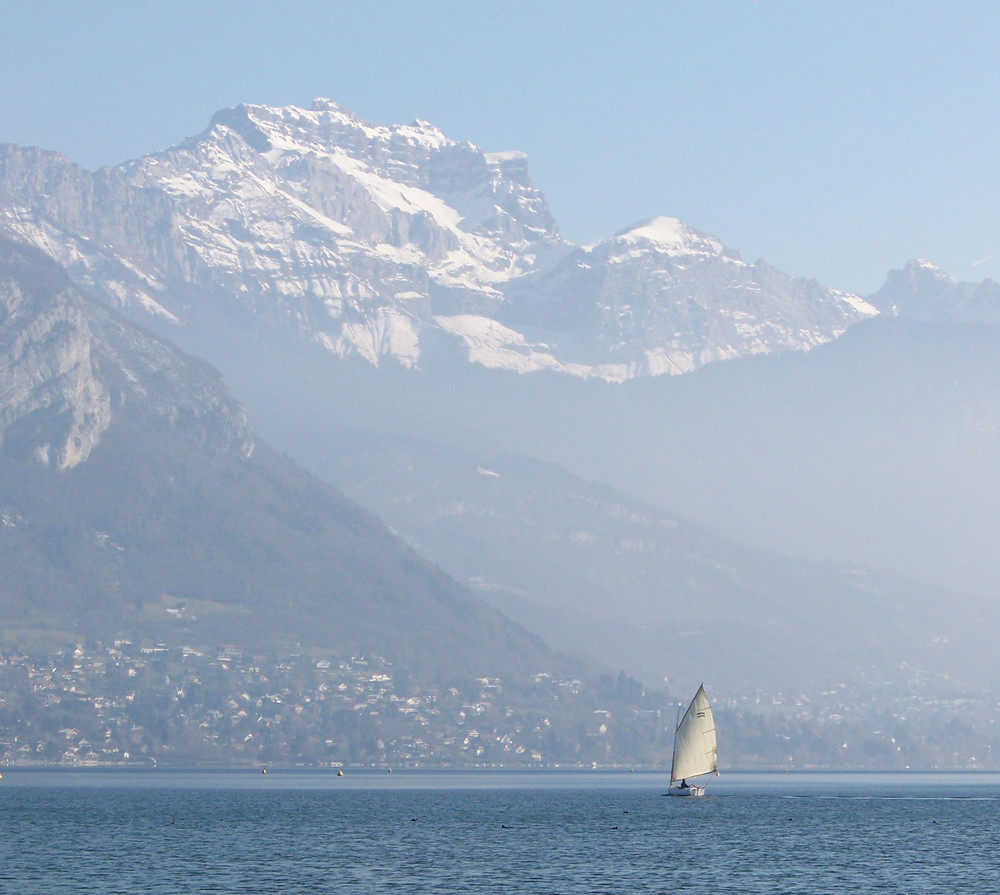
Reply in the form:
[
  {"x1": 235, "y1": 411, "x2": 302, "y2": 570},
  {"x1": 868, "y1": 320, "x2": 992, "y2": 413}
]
[{"x1": 1, "y1": 770, "x2": 998, "y2": 893}]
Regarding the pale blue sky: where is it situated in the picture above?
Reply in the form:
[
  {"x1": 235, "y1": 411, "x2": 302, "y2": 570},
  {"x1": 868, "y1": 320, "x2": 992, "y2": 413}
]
[{"x1": 3, "y1": 1, "x2": 999, "y2": 295}]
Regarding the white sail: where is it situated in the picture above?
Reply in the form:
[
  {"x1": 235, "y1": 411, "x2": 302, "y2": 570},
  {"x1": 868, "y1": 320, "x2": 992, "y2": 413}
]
[{"x1": 670, "y1": 684, "x2": 718, "y2": 783}]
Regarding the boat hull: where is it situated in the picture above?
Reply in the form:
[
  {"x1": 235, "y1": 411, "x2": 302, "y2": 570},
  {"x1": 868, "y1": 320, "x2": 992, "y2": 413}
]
[{"x1": 665, "y1": 785, "x2": 706, "y2": 797}]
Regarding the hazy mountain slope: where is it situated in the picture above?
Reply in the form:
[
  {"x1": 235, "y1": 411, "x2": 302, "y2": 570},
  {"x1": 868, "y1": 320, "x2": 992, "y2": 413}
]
[
  {"x1": 603, "y1": 316, "x2": 1000, "y2": 598},
  {"x1": 313, "y1": 431, "x2": 1000, "y2": 698},
  {"x1": 194, "y1": 296, "x2": 1000, "y2": 606},
  {"x1": 0, "y1": 236, "x2": 554, "y2": 682}
]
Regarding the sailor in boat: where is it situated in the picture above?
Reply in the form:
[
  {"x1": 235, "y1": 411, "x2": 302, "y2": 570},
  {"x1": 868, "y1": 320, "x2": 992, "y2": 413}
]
[{"x1": 679, "y1": 779, "x2": 689, "y2": 789}]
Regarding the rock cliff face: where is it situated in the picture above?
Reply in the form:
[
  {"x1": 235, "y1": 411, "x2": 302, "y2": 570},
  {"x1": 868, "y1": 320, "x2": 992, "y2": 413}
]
[
  {"x1": 0, "y1": 100, "x2": 876, "y2": 381},
  {"x1": 0, "y1": 237, "x2": 253, "y2": 467},
  {"x1": 0, "y1": 237, "x2": 111, "y2": 467}
]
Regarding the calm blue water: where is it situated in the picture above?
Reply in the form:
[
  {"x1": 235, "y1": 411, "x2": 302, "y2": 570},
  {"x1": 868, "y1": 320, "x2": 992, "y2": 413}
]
[{"x1": 1, "y1": 771, "x2": 998, "y2": 893}]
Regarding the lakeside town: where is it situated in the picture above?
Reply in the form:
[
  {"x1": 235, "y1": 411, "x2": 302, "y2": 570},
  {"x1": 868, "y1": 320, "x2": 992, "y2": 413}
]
[
  {"x1": 2, "y1": 639, "x2": 999, "y2": 771},
  {"x1": 0, "y1": 638, "x2": 664, "y2": 769}
]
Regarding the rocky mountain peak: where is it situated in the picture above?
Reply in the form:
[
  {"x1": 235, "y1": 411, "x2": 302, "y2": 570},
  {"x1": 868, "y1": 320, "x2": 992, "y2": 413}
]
[{"x1": 871, "y1": 260, "x2": 1000, "y2": 323}]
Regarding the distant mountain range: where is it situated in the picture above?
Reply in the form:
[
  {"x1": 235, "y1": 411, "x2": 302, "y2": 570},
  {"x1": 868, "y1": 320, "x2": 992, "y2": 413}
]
[{"x1": 2, "y1": 98, "x2": 1000, "y2": 729}]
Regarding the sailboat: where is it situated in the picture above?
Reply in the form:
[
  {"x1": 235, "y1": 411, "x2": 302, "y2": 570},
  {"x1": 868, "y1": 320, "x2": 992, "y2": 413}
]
[{"x1": 666, "y1": 683, "x2": 718, "y2": 796}]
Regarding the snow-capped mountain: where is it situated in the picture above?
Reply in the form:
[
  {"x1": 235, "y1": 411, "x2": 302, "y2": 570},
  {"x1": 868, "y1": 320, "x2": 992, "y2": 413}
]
[
  {"x1": 0, "y1": 99, "x2": 876, "y2": 380},
  {"x1": 500, "y1": 216, "x2": 875, "y2": 378}
]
